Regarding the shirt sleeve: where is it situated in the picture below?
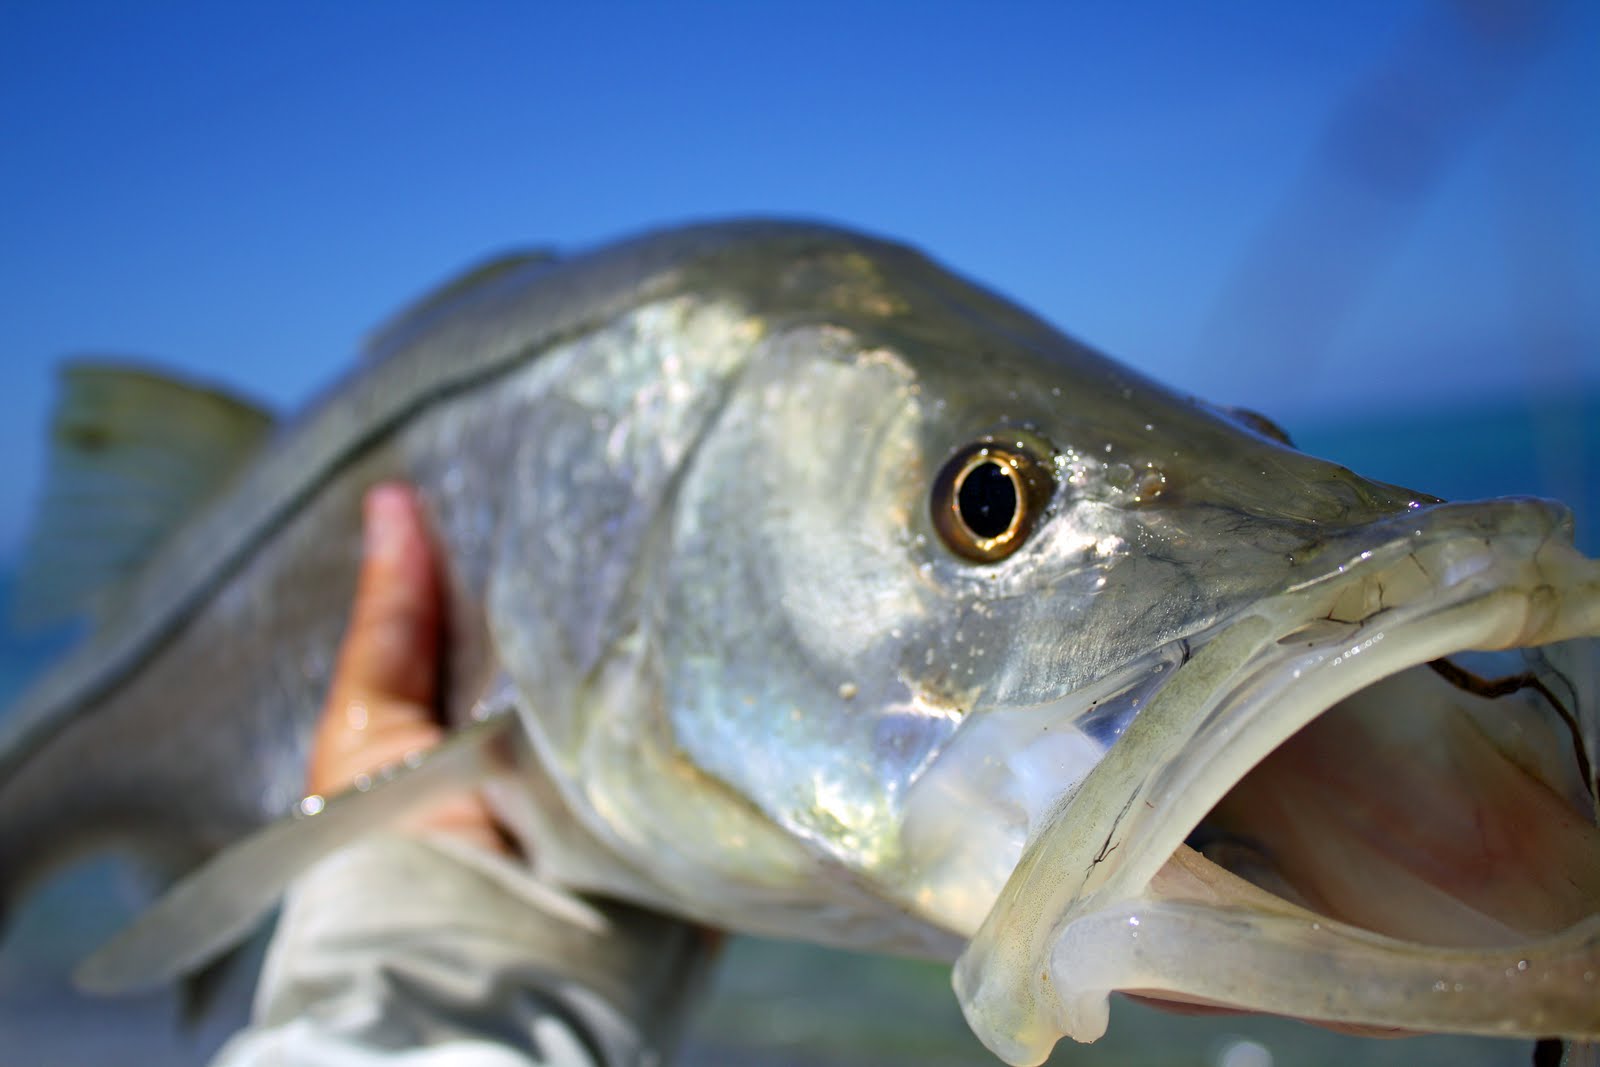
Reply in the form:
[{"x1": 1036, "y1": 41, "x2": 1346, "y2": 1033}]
[{"x1": 209, "y1": 833, "x2": 713, "y2": 1067}]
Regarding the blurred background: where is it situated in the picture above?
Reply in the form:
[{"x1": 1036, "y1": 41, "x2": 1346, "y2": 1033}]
[{"x1": 0, "y1": 1, "x2": 1595, "y2": 1064}]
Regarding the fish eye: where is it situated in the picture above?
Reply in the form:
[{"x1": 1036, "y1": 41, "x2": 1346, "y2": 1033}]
[{"x1": 931, "y1": 438, "x2": 1055, "y2": 563}]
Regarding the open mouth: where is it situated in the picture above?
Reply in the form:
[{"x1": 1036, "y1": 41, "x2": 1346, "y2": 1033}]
[{"x1": 952, "y1": 500, "x2": 1600, "y2": 1066}]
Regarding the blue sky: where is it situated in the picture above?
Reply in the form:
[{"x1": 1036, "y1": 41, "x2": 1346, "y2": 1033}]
[{"x1": 0, "y1": 1, "x2": 1595, "y2": 557}]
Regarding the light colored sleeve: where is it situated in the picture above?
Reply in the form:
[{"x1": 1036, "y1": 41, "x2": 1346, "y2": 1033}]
[{"x1": 210, "y1": 834, "x2": 712, "y2": 1067}]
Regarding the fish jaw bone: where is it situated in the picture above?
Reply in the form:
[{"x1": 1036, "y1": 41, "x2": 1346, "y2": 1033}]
[{"x1": 951, "y1": 501, "x2": 1600, "y2": 1064}]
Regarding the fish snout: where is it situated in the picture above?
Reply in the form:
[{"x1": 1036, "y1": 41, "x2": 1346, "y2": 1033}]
[{"x1": 1277, "y1": 495, "x2": 1579, "y2": 593}]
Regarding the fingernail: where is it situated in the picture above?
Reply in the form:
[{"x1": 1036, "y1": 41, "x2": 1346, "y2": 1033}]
[{"x1": 363, "y1": 484, "x2": 411, "y2": 561}]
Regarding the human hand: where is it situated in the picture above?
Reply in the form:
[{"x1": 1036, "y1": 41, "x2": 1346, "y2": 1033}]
[{"x1": 308, "y1": 483, "x2": 508, "y2": 855}]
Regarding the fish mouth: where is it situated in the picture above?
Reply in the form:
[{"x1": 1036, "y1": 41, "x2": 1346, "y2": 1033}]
[{"x1": 952, "y1": 499, "x2": 1600, "y2": 1066}]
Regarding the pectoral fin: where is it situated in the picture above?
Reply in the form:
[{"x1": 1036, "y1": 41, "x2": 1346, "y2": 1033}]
[{"x1": 75, "y1": 707, "x2": 517, "y2": 995}]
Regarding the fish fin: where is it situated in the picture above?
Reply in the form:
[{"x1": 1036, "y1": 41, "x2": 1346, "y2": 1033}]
[
  {"x1": 362, "y1": 250, "x2": 562, "y2": 362},
  {"x1": 12, "y1": 361, "x2": 277, "y2": 629},
  {"x1": 74, "y1": 707, "x2": 517, "y2": 995}
]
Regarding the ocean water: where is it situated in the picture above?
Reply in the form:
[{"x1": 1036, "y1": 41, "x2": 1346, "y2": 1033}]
[{"x1": 0, "y1": 398, "x2": 1593, "y2": 1067}]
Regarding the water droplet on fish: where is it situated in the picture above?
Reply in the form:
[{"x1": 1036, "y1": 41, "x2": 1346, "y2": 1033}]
[
  {"x1": 1516, "y1": 959, "x2": 1529, "y2": 972},
  {"x1": 1433, "y1": 980, "x2": 1448, "y2": 992},
  {"x1": 1051, "y1": 386, "x2": 1061, "y2": 397},
  {"x1": 353, "y1": 774, "x2": 372, "y2": 792},
  {"x1": 1134, "y1": 467, "x2": 1166, "y2": 501},
  {"x1": 299, "y1": 795, "x2": 326, "y2": 817},
  {"x1": 838, "y1": 682, "x2": 858, "y2": 700}
]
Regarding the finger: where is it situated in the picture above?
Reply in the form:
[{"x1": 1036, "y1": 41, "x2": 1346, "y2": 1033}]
[
  {"x1": 309, "y1": 484, "x2": 444, "y2": 797},
  {"x1": 308, "y1": 485, "x2": 509, "y2": 854},
  {"x1": 335, "y1": 483, "x2": 441, "y2": 711}
]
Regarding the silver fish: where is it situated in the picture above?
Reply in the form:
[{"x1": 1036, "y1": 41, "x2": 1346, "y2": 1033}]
[{"x1": 1, "y1": 220, "x2": 1596, "y2": 1064}]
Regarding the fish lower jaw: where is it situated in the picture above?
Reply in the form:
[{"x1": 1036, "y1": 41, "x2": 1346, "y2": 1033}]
[
  {"x1": 1046, "y1": 852, "x2": 1600, "y2": 1047},
  {"x1": 953, "y1": 532, "x2": 1600, "y2": 1066}
]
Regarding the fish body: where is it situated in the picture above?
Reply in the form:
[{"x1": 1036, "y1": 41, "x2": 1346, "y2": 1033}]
[{"x1": 2, "y1": 220, "x2": 1597, "y2": 1063}]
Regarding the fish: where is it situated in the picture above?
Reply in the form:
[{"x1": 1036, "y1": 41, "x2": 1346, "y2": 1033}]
[{"x1": 0, "y1": 220, "x2": 1596, "y2": 1065}]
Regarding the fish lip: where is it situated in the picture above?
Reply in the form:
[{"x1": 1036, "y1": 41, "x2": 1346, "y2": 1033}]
[{"x1": 953, "y1": 497, "x2": 1600, "y2": 1060}]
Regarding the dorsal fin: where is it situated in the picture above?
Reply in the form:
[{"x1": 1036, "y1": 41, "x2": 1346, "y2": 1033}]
[
  {"x1": 12, "y1": 361, "x2": 276, "y2": 628},
  {"x1": 362, "y1": 249, "x2": 562, "y2": 363}
]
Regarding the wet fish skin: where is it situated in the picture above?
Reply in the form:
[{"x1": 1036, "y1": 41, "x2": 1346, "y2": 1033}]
[
  {"x1": 1, "y1": 220, "x2": 1593, "y2": 1051},
  {"x1": 0, "y1": 218, "x2": 1461, "y2": 919},
  {"x1": 0, "y1": 219, "x2": 1465, "y2": 921}
]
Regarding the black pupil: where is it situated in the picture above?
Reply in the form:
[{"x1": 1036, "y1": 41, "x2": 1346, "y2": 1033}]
[{"x1": 957, "y1": 460, "x2": 1017, "y2": 539}]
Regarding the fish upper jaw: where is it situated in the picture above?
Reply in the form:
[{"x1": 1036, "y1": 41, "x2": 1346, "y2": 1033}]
[{"x1": 947, "y1": 497, "x2": 1600, "y2": 1065}]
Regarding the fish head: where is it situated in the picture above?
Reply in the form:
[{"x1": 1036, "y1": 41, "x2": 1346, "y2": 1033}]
[
  {"x1": 548, "y1": 236, "x2": 1598, "y2": 1056},
  {"x1": 652, "y1": 293, "x2": 1407, "y2": 877}
]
